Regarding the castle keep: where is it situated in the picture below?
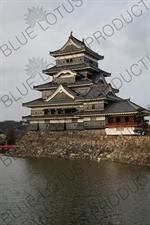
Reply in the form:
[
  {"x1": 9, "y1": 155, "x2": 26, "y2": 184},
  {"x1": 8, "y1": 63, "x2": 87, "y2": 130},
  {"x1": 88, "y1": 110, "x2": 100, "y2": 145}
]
[{"x1": 23, "y1": 33, "x2": 149, "y2": 135}]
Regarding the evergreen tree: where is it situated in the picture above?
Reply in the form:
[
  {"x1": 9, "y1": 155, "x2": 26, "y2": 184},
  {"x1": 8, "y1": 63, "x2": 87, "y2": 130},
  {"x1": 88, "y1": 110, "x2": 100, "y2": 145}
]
[{"x1": 5, "y1": 128, "x2": 16, "y2": 144}]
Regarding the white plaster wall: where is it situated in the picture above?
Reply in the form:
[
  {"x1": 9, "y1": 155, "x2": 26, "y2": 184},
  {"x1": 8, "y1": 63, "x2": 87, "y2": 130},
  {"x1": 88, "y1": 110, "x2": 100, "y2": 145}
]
[
  {"x1": 105, "y1": 127, "x2": 135, "y2": 135},
  {"x1": 30, "y1": 121, "x2": 39, "y2": 124},
  {"x1": 96, "y1": 117, "x2": 105, "y2": 120}
]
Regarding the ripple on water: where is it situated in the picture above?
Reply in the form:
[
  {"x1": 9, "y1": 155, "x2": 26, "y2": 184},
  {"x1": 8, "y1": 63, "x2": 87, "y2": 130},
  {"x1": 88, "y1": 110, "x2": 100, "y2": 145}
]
[{"x1": 0, "y1": 158, "x2": 150, "y2": 225}]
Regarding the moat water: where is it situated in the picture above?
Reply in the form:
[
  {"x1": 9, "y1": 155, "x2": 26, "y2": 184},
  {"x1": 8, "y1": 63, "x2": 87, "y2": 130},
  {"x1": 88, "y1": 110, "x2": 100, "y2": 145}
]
[{"x1": 0, "y1": 157, "x2": 150, "y2": 225}]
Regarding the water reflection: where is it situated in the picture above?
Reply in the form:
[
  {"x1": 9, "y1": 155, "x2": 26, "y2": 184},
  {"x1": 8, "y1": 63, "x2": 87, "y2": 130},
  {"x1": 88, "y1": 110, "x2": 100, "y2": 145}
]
[{"x1": 0, "y1": 158, "x2": 150, "y2": 225}]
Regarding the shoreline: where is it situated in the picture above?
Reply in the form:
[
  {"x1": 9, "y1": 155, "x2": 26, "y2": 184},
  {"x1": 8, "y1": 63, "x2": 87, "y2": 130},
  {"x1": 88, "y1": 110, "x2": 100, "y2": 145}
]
[{"x1": 4, "y1": 130, "x2": 150, "y2": 167}]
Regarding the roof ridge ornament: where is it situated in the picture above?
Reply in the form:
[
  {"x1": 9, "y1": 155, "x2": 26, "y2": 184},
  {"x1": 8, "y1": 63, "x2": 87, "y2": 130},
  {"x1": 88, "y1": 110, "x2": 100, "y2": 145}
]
[{"x1": 70, "y1": 31, "x2": 73, "y2": 37}]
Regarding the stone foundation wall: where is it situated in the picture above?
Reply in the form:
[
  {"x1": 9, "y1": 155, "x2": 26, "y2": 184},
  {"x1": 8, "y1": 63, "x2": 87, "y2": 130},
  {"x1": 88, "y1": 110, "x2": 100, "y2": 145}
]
[{"x1": 5, "y1": 130, "x2": 150, "y2": 166}]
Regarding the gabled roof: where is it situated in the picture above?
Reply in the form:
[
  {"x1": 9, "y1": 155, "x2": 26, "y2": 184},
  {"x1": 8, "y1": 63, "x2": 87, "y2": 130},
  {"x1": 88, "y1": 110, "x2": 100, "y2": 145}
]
[
  {"x1": 45, "y1": 84, "x2": 76, "y2": 102},
  {"x1": 50, "y1": 32, "x2": 104, "y2": 60},
  {"x1": 100, "y1": 70, "x2": 111, "y2": 77},
  {"x1": 76, "y1": 84, "x2": 118, "y2": 101},
  {"x1": 91, "y1": 71, "x2": 111, "y2": 84},
  {"x1": 107, "y1": 83, "x2": 119, "y2": 93}
]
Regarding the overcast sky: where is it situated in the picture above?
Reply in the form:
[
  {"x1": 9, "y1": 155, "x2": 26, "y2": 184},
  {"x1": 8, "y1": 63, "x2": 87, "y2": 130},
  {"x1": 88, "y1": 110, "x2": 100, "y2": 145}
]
[{"x1": 0, "y1": 0, "x2": 149, "y2": 121}]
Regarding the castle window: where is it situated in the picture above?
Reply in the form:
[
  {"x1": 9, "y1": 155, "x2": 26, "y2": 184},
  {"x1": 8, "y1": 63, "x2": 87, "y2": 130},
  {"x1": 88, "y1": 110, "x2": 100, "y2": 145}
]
[
  {"x1": 84, "y1": 56, "x2": 98, "y2": 68},
  {"x1": 117, "y1": 117, "x2": 120, "y2": 123},
  {"x1": 108, "y1": 117, "x2": 113, "y2": 123},
  {"x1": 125, "y1": 117, "x2": 129, "y2": 122},
  {"x1": 66, "y1": 58, "x2": 73, "y2": 63}
]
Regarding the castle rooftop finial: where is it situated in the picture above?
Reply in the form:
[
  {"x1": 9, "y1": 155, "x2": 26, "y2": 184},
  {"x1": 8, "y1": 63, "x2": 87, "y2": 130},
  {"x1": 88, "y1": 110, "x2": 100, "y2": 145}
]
[{"x1": 70, "y1": 31, "x2": 73, "y2": 37}]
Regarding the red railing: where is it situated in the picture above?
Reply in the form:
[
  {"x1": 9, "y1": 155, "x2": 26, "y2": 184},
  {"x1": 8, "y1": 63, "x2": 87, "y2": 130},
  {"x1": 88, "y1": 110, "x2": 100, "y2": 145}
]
[
  {"x1": 0, "y1": 145, "x2": 14, "y2": 149},
  {"x1": 106, "y1": 123, "x2": 138, "y2": 127}
]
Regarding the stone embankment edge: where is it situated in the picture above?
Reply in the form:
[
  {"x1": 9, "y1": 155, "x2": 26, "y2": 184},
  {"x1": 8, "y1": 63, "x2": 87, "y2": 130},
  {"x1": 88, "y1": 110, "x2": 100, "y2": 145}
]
[{"x1": 4, "y1": 130, "x2": 150, "y2": 167}]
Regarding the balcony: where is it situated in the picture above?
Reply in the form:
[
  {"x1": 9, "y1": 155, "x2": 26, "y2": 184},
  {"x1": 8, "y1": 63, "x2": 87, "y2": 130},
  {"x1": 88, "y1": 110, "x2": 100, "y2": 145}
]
[{"x1": 106, "y1": 122, "x2": 138, "y2": 127}]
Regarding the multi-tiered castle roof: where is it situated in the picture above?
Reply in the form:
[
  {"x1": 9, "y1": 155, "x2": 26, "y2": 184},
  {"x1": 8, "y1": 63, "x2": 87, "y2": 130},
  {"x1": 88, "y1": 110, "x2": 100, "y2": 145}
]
[{"x1": 23, "y1": 33, "x2": 150, "y2": 135}]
